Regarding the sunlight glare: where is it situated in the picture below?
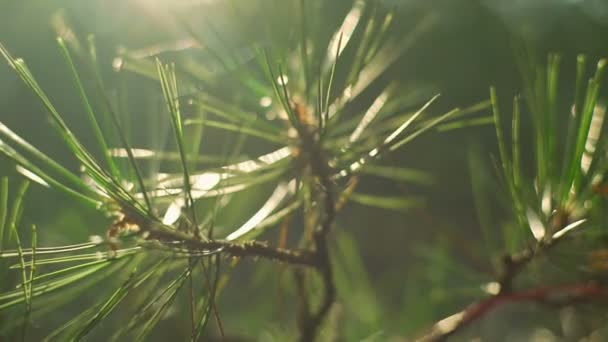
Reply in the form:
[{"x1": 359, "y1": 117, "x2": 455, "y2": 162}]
[
  {"x1": 552, "y1": 218, "x2": 586, "y2": 239},
  {"x1": 259, "y1": 96, "x2": 272, "y2": 107},
  {"x1": 16, "y1": 165, "x2": 49, "y2": 187},
  {"x1": 226, "y1": 181, "x2": 295, "y2": 241},
  {"x1": 349, "y1": 91, "x2": 389, "y2": 143},
  {"x1": 526, "y1": 208, "x2": 546, "y2": 241},
  {"x1": 327, "y1": 1, "x2": 364, "y2": 64},
  {"x1": 581, "y1": 104, "x2": 605, "y2": 174},
  {"x1": 277, "y1": 75, "x2": 289, "y2": 86}
]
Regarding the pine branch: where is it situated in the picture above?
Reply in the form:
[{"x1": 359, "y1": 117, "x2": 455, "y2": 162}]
[
  {"x1": 417, "y1": 282, "x2": 608, "y2": 342},
  {"x1": 293, "y1": 110, "x2": 338, "y2": 342},
  {"x1": 147, "y1": 229, "x2": 317, "y2": 267},
  {"x1": 497, "y1": 239, "x2": 549, "y2": 294},
  {"x1": 418, "y1": 216, "x2": 591, "y2": 341}
]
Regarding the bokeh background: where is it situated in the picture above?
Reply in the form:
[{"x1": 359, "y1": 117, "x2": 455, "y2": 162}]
[{"x1": 2, "y1": 0, "x2": 608, "y2": 340}]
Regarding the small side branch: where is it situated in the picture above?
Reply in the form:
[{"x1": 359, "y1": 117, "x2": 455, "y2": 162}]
[
  {"x1": 497, "y1": 233, "x2": 567, "y2": 294},
  {"x1": 418, "y1": 213, "x2": 591, "y2": 341},
  {"x1": 496, "y1": 244, "x2": 535, "y2": 294},
  {"x1": 418, "y1": 282, "x2": 608, "y2": 342},
  {"x1": 143, "y1": 226, "x2": 317, "y2": 267},
  {"x1": 198, "y1": 240, "x2": 317, "y2": 267}
]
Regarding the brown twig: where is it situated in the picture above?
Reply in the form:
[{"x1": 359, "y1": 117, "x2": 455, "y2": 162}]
[
  {"x1": 419, "y1": 210, "x2": 584, "y2": 341},
  {"x1": 496, "y1": 243, "x2": 537, "y2": 294},
  {"x1": 294, "y1": 107, "x2": 338, "y2": 341},
  {"x1": 188, "y1": 239, "x2": 318, "y2": 267},
  {"x1": 417, "y1": 282, "x2": 608, "y2": 341},
  {"x1": 135, "y1": 222, "x2": 318, "y2": 267},
  {"x1": 496, "y1": 224, "x2": 570, "y2": 294}
]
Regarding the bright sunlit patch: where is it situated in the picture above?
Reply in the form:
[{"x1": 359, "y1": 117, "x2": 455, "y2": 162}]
[
  {"x1": 552, "y1": 218, "x2": 586, "y2": 240},
  {"x1": 226, "y1": 181, "x2": 295, "y2": 241},
  {"x1": 89, "y1": 235, "x2": 104, "y2": 244},
  {"x1": 191, "y1": 173, "x2": 222, "y2": 191},
  {"x1": 163, "y1": 199, "x2": 184, "y2": 225},
  {"x1": 541, "y1": 185, "x2": 552, "y2": 216},
  {"x1": 434, "y1": 311, "x2": 465, "y2": 335},
  {"x1": 327, "y1": 0, "x2": 364, "y2": 64},
  {"x1": 259, "y1": 96, "x2": 272, "y2": 107},
  {"x1": 121, "y1": 180, "x2": 134, "y2": 191},
  {"x1": 225, "y1": 147, "x2": 291, "y2": 173},
  {"x1": 16, "y1": 165, "x2": 49, "y2": 187},
  {"x1": 277, "y1": 75, "x2": 289, "y2": 86},
  {"x1": 109, "y1": 148, "x2": 156, "y2": 158},
  {"x1": 155, "y1": 147, "x2": 293, "y2": 224},
  {"x1": 112, "y1": 57, "x2": 124, "y2": 71},
  {"x1": 342, "y1": 157, "x2": 366, "y2": 176},
  {"x1": 581, "y1": 104, "x2": 605, "y2": 174},
  {"x1": 159, "y1": 173, "x2": 223, "y2": 224},
  {"x1": 526, "y1": 208, "x2": 546, "y2": 241},
  {"x1": 349, "y1": 91, "x2": 389, "y2": 143},
  {"x1": 481, "y1": 281, "x2": 501, "y2": 295},
  {"x1": 368, "y1": 148, "x2": 379, "y2": 158},
  {"x1": 343, "y1": 85, "x2": 353, "y2": 100}
]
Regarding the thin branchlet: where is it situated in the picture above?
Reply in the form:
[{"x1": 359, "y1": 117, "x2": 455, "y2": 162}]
[
  {"x1": 420, "y1": 211, "x2": 584, "y2": 341},
  {"x1": 418, "y1": 282, "x2": 608, "y2": 342},
  {"x1": 292, "y1": 102, "x2": 338, "y2": 342}
]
